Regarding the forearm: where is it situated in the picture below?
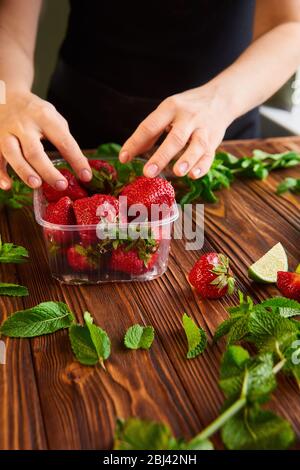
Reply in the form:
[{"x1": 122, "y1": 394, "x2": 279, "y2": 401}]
[
  {"x1": 209, "y1": 22, "x2": 300, "y2": 121},
  {"x1": 0, "y1": 0, "x2": 42, "y2": 93}
]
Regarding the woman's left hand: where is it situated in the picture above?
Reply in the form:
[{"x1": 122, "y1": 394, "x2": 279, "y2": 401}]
[{"x1": 119, "y1": 84, "x2": 233, "y2": 179}]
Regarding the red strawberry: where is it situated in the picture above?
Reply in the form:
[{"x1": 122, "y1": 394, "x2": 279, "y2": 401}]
[
  {"x1": 67, "y1": 244, "x2": 99, "y2": 271},
  {"x1": 188, "y1": 252, "x2": 235, "y2": 299},
  {"x1": 74, "y1": 194, "x2": 119, "y2": 244},
  {"x1": 44, "y1": 196, "x2": 76, "y2": 244},
  {"x1": 109, "y1": 246, "x2": 158, "y2": 275},
  {"x1": 83, "y1": 159, "x2": 117, "y2": 193},
  {"x1": 42, "y1": 168, "x2": 88, "y2": 202},
  {"x1": 277, "y1": 271, "x2": 300, "y2": 301},
  {"x1": 120, "y1": 176, "x2": 175, "y2": 220}
]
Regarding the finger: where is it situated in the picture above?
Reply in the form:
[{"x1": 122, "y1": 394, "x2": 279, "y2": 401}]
[
  {"x1": 188, "y1": 152, "x2": 215, "y2": 179},
  {"x1": 0, "y1": 155, "x2": 12, "y2": 190},
  {"x1": 143, "y1": 120, "x2": 194, "y2": 178},
  {"x1": 173, "y1": 129, "x2": 209, "y2": 177},
  {"x1": 39, "y1": 108, "x2": 92, "y2": 182},
  {"x1": 1, "y1": 135, "x2": 42, "y2": 188},
  {"x1": 119, "y1": 101, "x2": 174, "y2": 163},
  {"x1": 20, "y1": 132, "x2": 69, "y2": 189}
]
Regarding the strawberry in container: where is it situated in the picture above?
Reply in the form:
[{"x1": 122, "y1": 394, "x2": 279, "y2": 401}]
[{"x1": 34, "y1": 156, "x2": 179, "y2": 284}]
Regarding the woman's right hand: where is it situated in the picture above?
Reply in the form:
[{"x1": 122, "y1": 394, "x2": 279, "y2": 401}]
[{"x1": 0, "y1": 90, "x2": 92, "y2": 190}]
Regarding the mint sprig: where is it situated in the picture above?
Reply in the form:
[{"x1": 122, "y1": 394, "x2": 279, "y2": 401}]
[
  {"x1": 124, "y1": 324, "x2": 155, "y2": 350},
  {"x1": 0, "y1": 236, "x2": 29, "y2": 263},
  {"x1": 0, "y1": 302, "x2": 74, "y2": 337},
  {"x1": 182, "y1": 313, "x2": 207, "y2": 359},
  {"x1": 0, "y1": 283, "x2": 28, "y2": 297},
  {"x1": 175, "y1": 149, "x2": 300, "y2": 205}
]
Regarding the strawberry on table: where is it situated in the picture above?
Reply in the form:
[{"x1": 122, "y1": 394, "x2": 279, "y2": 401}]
[
  {"x1": 83, "y1": 159, "x2": 117, "y2": 193},
  {"x1": 43, "y1": 168, "x2": 88, "y2": 202},
  {"x1": 109, "y1": 245, "x2": 158, "y2": 275},
  {"x1": 277, "y1": 271, "x2": 300, "y2": 301},
  {"x1": 120, "y1": 176, "x2": 175, "y2": 219},
  {"x1": 67, "y1": 244, "x2": 99, "y2": 272},
  {"x1": 188, "y1": 252, "x2": 235, "y2": 299},
  {"x1": 44, "y1": 196, "x2": 76, "y2": 244},
  {"x1": 74, "y1": 194, "x2": 119, "y2": 244}
]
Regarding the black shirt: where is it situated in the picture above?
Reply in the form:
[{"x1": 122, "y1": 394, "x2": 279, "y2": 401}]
[
  {"x1": 60, "y1": 0, "x2": 256, "y2": 99},
  {"x1": 48, "y1": 0, "x2": 259, "y2": 146}
]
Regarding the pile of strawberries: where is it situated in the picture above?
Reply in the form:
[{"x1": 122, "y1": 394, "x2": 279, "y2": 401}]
[{"x1": 42, "y1": 159, "x2": 175, "y2": 275}]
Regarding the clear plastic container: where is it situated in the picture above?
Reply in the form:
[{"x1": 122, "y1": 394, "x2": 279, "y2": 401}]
[{"x1": 34, "y1": 159, "x2": 179, "y2": 284}]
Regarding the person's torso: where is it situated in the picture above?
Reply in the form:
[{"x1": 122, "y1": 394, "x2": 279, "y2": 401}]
[{"x1": 60, "y1": 0, "x2": 256, "y2": 99}]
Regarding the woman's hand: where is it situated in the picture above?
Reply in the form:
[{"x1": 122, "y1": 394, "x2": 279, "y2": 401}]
[
  {"x1": 119, "y1": 84, "x2": 233, "y2": 179},
  {"x1": 0, "y1": 90, "x2": 92, "y2": 190}
]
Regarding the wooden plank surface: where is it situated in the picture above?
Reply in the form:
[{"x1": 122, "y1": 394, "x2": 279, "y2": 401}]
[{"x1": 0, "y1": 136, "x2": 300, "y2": 450}]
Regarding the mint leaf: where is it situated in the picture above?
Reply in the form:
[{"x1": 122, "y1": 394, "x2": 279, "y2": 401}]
[
  {"x1": 124, "y1": 324, "x2": 155, "y2": 350},
  {"x1": 248, "y1": 309, "x2": 299, "y2": 353},
  {"x1": 0, "y1": 283, "x2": 28, "y2": 297},
  {"x1": 260, "y1": 297, "x2": 300, "y2": 318},
  {"x1": 69, "y1": 324, "x2": 99, "y2": 366},
  {"x1": 0, "y1": 175, "x2": 32, "y2": 209},
  {"x1": 0, "y1": 302, "x2": 74, "y2": 337},
  {"x1": 114, "y1": 418, "x2": 174, "y2": 450},
  {"x1": 94, "y1": 142, "x2": 121, "y2": 158},
  {"x1": 182, "y1": 313, "x2": 207, "y2": 359},
  {"x1": 69, "y1": 312, "x2": 111, "y2": 367},
  {"x1": 220, "y1": 346, "x2": 276, "y2": 403},
  {"x1": 114, "y1": 418, "x2": 213, "y2": 450},
  {"x1": 84, "y1": 312, "x2": 111, "y2": 363},
  {"x1": 222, "y1": 406, "x2": 295, "y2": 450},
  {"x1": 277, "y1": 177, "x2": 300, "y2": 195},
  {"x1": 0, "y1": 237, "x2": 29, "y2": 263}
]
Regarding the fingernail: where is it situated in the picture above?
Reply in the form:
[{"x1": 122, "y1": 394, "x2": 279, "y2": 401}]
[
  {"x1": 192, "y1": 168, "x2": 201, "y2": 178},
  {"x1": 55, "y1": 179, "x2": 68, "y2": 191},
  {"x1": 0, "y1": 179, "x2": 10, "y2": 190},
  {"x1": 28, "y1": 175, "x2": 41, "y2": 188},
  {"x1": 119, "y1": 151, "x2": 129, "y2": 163},
  {"x1": 178, "y1": 162, "x2": 188, "y2": 175},
  {"x1": 145, "y1": 163, "x2": 159, "y2": 177},
  {"x1": 80, "y1": 168, "x2": 92, "y2": 182}
]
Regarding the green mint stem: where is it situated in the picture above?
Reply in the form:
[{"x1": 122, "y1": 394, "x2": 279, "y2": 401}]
[{"x1": 195, "y1": 397, "x2": 247, "y2": 442}]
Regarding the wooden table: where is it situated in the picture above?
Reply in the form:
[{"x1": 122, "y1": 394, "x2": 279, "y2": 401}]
[{"x1": 0, "y1": 136, "x2": 300, "y2": 450}]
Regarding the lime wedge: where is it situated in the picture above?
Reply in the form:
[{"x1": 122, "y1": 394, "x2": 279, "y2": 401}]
[
  {"x1": 296, "y1": 264, "x2": 300, "y2": 274},
  {"x1": 248, "y1": 243, "x2": 288, "y2": 283}
]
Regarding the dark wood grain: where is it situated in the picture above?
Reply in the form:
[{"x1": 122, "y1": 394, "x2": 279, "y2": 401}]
[{"x1": 0, "y1": 136, "x2": 300, "y2": 449}]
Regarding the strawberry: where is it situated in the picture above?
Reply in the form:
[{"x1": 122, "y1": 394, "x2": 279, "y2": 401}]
[
  {"x1": 188, "y1": 252, "x2": 235, "y2": 299},
  {"x1": 42, "y1": 168, "x2": 88, "y2": 202},
  {"x1": 83, "y1": 159, "x2": 117, "y2": 193},
  {"x1": 277, "y1": 271, "x2": 300, "y2": 301},
  {"x1": 73, "y1": 194, "x2": 119, "y2": 244},
  {"x1": 109, "y1": 245, "x2": 158, "y2": 275},
  {"x1": 120, "y1": 176, "x2": 175, "y2": 219},
  {"x1": 67, "y1": 244, "x2": 99, "y2": 271},
  {"x1": 44, "y1": 196, "x2": 76, "y2": 244}
]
